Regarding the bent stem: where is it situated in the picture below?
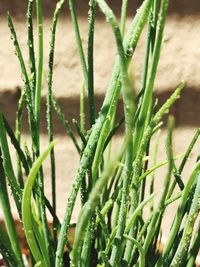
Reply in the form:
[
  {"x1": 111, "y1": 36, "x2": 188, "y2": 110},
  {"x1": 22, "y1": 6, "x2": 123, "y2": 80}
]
[{"x1": 22, "y1": 141, "x2": 56, "y2": 267}]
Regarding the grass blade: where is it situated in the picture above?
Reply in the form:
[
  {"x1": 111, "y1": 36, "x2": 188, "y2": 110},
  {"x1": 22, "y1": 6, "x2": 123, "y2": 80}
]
[
  {"x1": 0, "y1": 151, "x2": 24, "y2": 267},
  {"x1": 87, "y1": 0, "x2": 96, "y2": 127},
  {"x1": 47, "y1": 0, "x2": 65, "y2": 246},
  {"x1": 52, "y1": 95, "x2": 81, "y2": 153},
  {"x1": 80, "y1": 83, "x2": 86, "y2": 133},
  {"x1": 123, "y1": 235, "x2": 145, "y2": 267},
  {"x1": 22, "y1": 141, "x2": 56, "y2": 267},
  {"x1": 120, "y1": 0, "x2": 129, "y2": 37},
  {"x1": 68, "y1": 0, "x2": 88, "y2": 86},
  {"x1": 72, "y1": 118, "x2": 87, "y2": 147},
  {"x1": 35, "y1": 0, "x2": 43, "y2": 136},
  {"x1": 171, "y1": 176, "x2": 200, "y2": 266},
  {"x1": 0, "y1": 114, "x2": 22, "y2": 215},
  {"x1": 27, "y1": 0, "x2": 36, "y2": 104},
  {"x1": 3, "y1": 115, "x2": 29, "y2": 177},
  {"x1": 0, "y1": 225, "x2": 18, "y2": 267},
  {"x1": 186, "y1": 224, "x2": 200, "y2": 267},
  {"x1": 125, "y1": 192, "x2": 157, "y2": 234}
]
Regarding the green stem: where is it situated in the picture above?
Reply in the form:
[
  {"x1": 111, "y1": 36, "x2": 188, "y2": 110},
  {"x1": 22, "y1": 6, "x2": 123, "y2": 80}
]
[
  {"x1": 72, "y1": 119, "x2": 87, "y2": 147},
  {"x1": 123, "y1": 235, "x2": 145, "y2": 267},
  {"x1": 88, "y1": 0, "x2": 96, "y2": 127},
  {"x1": 27, "y1": 0, "x2": 36, "y2": 104},
  {"x1": 150, "y1": 129, "x2": 161, "y2": 210},
  {"x1": 52, "y1": 95, "x2": 81, "y2": 153},
  {"x1": 170, "y1": 176, "x2": 200, "y2": 267},
  {"x1": 125, "y1": 192, "x2": 157, "y2": 234},
  {"x1": 68, "y1": 0, "x2": 88, "y2": 86},
  {"x1": 22, "y1": 141, "x2": 56, "y2": 267},
  {"x1": 80, "y1": 83, "x2": 86, "y2": 134},
  {"x1": 0, "y1": 151, "x2": 24, "y2": 267},
  {"x1": 120, "y1": 0, "x2": 128, "y2": 37},
  {"x1": 34, "y1": 2, "x2": 53, "y2": 258},
  {"x1": 186, "y1": 224, "x2": 200, "y2": 267},
  {"x1": 47, "y1": 0, "x2": 65, "y2": 246},
  {"x1": 35, "y1": 0, "x2": 43, "y2": 136},
  {"x1": 0, "y1": 114, "x2": 22, "y2": 215},
  {"x1": 3, "y1": 115, "x2": 29, "y2": 177},
  {"x1": 0, "y1": 225, "x2": 18, "y2": 267},
  {"x1": 15, "y1": 90, "x2": 26, "y2": 188}
]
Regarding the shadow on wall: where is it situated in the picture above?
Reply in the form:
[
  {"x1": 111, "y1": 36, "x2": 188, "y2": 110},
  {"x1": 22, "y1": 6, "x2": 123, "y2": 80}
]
[
  {"x1": 1, "y1": 0, "x2": 200, "y2": 18},
  {"x1": 1, "y1": 87, "x2": 200, "y2": 134}
]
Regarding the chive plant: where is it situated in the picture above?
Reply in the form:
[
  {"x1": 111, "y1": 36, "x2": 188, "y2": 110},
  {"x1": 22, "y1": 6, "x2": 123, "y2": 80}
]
[{"x1": 0, "y1": 0, "x2": 199, "y2": 266}]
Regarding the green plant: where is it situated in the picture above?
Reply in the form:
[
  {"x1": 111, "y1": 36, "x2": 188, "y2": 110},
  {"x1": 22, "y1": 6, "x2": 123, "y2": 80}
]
[{"x1": 0, "y1": 0, "x2": 199, "y2": 266}]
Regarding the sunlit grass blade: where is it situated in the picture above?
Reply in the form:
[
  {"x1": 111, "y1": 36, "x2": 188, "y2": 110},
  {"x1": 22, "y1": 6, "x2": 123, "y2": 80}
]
[
  {"x1": 47, "y1": 0, "x2": 65, "y2": 246},
  {"x1": 15, "y1": 89, "x2": 26, "y2": 187},
  {"x1": 139, "y1": 158, "x2": 169, "y2": 182},
  {"x1": 125, "y1": 192, "x2": 157, "y2": 234},
  {"x1": 149, "y1": 129, "x2": 161, "y2": 209},
  {"x1": 120, "y1": 0, "x2": 128, "y2": 37},
  {"x1": 35, "y1": 0, "x2": 43, "y2": 136},
  {"x1": 22, "y1": 141, "x2": 56, "y2": 267},
  {"x1": 80, "y1": 83, "x2": 86, "y2": 134},
  {"x1": 87, "y1": 0, "x2": 96, "y2": 127},
  {"x1": 123, "y1": 235, "x2": 145, "y2": 267}
]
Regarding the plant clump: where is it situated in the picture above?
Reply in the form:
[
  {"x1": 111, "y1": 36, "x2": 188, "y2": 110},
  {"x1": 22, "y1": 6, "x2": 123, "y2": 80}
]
[{"x1": 0, "y1": 0, "x2": 199, "y2": 267}]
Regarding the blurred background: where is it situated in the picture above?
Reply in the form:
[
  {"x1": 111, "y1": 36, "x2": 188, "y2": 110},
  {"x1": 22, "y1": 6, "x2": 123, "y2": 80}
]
[{"x1": 0, "y1": 0, "x2": 200, "y2": 235}]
